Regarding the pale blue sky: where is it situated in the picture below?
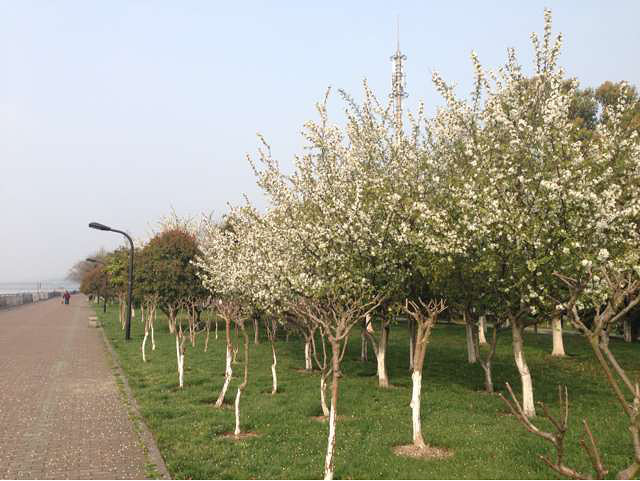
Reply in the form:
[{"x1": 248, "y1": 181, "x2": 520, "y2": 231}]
[{"x1": 1, "y1": 1, "x2": 639, "y2": 283}]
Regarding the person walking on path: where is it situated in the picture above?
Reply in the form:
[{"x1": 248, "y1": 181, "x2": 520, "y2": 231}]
[{"x1": 63, "y1": 290, "x2": 70, "y2": 305}]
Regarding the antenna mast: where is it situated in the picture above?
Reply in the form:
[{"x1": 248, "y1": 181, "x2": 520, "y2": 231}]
[{"x1": 390, "y1": 16, "x2": 408, "y2": 143}]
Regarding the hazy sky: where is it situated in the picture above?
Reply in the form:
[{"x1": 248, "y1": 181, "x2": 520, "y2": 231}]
[{"x1": 1, "y1": 1, "x2": 639, "y2": 283}]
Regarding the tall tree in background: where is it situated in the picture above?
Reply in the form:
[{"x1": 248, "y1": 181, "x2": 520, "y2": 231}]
[{"x1": 140, "y1": 228, "x2": 208, "y2": 387}]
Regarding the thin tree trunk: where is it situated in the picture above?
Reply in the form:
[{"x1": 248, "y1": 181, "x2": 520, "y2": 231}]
[
  {"x1": 204, "y1": 323, "x2": 210, "y2": 352},
  {"x1": 142, "y1": 321, "x2": 149, "y2": 362},
  {"x1": 176, "y1": 332, "x2": 185, "y2": 389},
  {"x1": 376, "y1": 341, "x2": 389, "y2": 387},
  {"x1": 323, "y1": 340, "x2": 341, "y2": 481},
  {"x1": 372, "y1": 322, "x2": 390, "y2": 388},
  {"x1": 360, "y1": 322, "x2": 368, "y2": 361},
  {"x1": 270, "y1": 341, "x2": 278, "y2": 395},
  {"x1": 404, "y1": 299, "x2": 444, "y2": 451},
  {"x1": 151, "y1": 309, "x2": 156, "y2": 350},
  {"x1": 365, "y1": 316, "x2": 391, "y2": 387},
  {"x1": 478, "y1": 315, "x2": 487, "y2": 345},
  {"x1": 408, "y1": 318, "x2": 415, "y2": 369},
  {"x1": 305, "y1": 338, "x2": 313, "y2": 371},
  {"x1": 482, "y1": 364, "x2": 493, "y2": 393},
  {"x1": 409, "y1": 315, "x2": 431, "y2": 450},
  {"x1": 215, "y1": 319, "x2": 233, "y2": 407},
  {"x1": 254, "y1": 318, "x2": 260, "y2": 344},
  {"x1": 410, "y1": 370, "x2": 426, "y2": 449},
  {"x1": 320, "y1": 370, "x2": 330, "y2": 417},
  {"x1": 234, "y1": 325, "x2": 249, "y2": 436},
  {"x1": 551, "y1": 316, "x2": 566, "y2": 356},
  {"x1": 465, "y1": 312, "x2": 478, "y2": 364},
  {"x1": 215, "y1": 318, "x2": 218, "y2": 339},
  {"x1": 477, "y1": 321, "x2": 498, "y2": 393},
  {"x1": 623, "y1": 319, "x2": 633, "y2": 342},
  {"x1": 512, "y1": 321, "x2": 535, "y2": 417}
]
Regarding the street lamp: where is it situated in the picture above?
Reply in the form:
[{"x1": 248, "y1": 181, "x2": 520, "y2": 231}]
[
  {"x1": 88, "y1": 222, "x2": 134, "y2": 340},
  {"x1": 86, "y1": 258, "x2": 107, "y2": 314}
]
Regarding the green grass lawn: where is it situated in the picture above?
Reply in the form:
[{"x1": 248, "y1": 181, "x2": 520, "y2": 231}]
[{"x1": 96, "y1": 305, "x2": 639, "y2": 479}]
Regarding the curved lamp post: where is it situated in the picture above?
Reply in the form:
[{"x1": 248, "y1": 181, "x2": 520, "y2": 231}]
[
  {"x1": 86, "y1": 258, "x2": 108, "y2": 314},
  {"x1": 88, "y1": 222, "x2": 134, "y2": 340}
]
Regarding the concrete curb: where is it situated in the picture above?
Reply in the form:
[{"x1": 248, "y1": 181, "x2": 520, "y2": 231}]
[{"x1": 99, "y1": 324, "x2": 172, "y2": 480}]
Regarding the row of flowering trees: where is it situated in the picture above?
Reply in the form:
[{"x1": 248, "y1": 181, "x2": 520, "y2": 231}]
[
  {"x1": 78, "y1": 11, "x2": 640, "y2": 479},
  {"x1": 194, "y1": 11, "x2": 639, "y2": 479}
]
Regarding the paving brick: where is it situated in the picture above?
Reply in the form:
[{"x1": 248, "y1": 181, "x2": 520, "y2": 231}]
[{"x1": 0, "y1": 297, "x2": 147, "y2": 479}]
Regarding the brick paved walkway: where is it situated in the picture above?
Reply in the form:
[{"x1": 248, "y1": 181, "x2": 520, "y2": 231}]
[{"x1": 0, "y1": 295, "x2": 148, "y2": 479}]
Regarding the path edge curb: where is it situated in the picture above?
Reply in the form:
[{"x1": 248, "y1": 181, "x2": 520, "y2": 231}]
[{"x1": 99, "y1": 325, "x2": 172, "y2": 480}]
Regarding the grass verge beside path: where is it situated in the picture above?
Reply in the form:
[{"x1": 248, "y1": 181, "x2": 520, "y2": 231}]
[{"x1": 96, "y1": 305, "x2": 639, "y2": 479}]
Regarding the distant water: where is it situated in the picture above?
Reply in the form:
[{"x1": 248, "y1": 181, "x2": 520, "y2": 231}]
[{"x1": 0, "y1": 280, "x2": 79, "y2": 295}]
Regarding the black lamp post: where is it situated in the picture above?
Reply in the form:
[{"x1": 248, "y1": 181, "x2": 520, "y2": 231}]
[
  {"x1": 86, "y1": 258, "x2": 108, "y2": 314},
  {"x1": 88, "y1": 222, "x2": 134, "y2": 340}
]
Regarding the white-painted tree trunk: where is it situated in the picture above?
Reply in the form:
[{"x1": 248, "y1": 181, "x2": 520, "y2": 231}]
[
  {"x1": 271, "y1": 343, "x2": 278, "y2": 395},
  {"x1": 410, "y1": 370, "x2": 426, "y2": 449},
  {"x1": 551, "y1": 316, "x2": 566, "y2": 356},
  {"x1": 466, "y1": 322, "x2": 478, "y2": 363},
  {"x1": 377, "y1": 345, "x2": 388, "y2": 387},
  {"x1": 512, "y1": 323, "x2": 535, "y2": 417},
  {"x1": 215, "y1": 319, "x2": 218, "y2": 339},
  {"x1": 176, "y1": 335, "x2": 185, "y2": 389},
  {"x1": 324, "y1": 400, "x2": 337, "y2": 480},
  {"x1": 304, "y1": 339, "x2": 313, "y2": 371},
  {"x1": 478, "y1": 316, "x2": 487, "y2": 345},
  {"x1": 132, "y1": 306, "x2": 135, "y2": 319},
  {"x1": 320, "y1": 373, "x2": 329, "y2": 417},
  {"x1": 151, "y1": 321, "x2": 156, "y2": 350},
  {"x1": 376, "y1": 325, "x2": 390, "y2": 388},
  {"x1": 142, "y1": 330, "x2": 148, "y2": 362},
  {"x1": 215, "y1": 345, "x2": 233, "y2": 407},
  {"x1": 234, "y1": 387, "x2": 242, "y2": 436},
  {"x1": 323, "y1": 341, "x2": 341, "y2": 481}
]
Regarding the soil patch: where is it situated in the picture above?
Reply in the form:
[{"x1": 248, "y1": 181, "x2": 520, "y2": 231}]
[{"x1": 393, "y1": 444, "x2": 453, "y2": 460}]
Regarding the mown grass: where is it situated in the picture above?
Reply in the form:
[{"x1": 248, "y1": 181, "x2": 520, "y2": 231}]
[{"x1": 96, "y1": 305, "x2": 639, "y2": 479}]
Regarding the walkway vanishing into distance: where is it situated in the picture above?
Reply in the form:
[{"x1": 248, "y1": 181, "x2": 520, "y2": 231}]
[{"x1": 0, "y1": 296, "x2": 148, "y2": 479}]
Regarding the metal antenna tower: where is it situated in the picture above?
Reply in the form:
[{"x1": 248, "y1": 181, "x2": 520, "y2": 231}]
[{"x1": 390, "y1": 16, "x2": 408, "y2": 142}]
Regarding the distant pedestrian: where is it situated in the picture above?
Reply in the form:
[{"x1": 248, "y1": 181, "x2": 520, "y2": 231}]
[{"x1": 63, "y1": 291, "x2": 70, "y2": 305}]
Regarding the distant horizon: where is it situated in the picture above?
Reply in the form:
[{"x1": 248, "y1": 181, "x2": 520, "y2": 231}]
[{"x1": 0, "y1": 279, "x2": 79, "y2": 288}]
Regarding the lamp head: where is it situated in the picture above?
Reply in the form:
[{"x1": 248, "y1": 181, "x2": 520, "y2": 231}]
[{"x1": 89, "y1": 222, "x2": 111, "y2": 231}]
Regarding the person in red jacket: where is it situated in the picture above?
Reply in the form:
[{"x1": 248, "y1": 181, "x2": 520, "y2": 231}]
[{"x1": 63, "y1": 291, "x2": 70, "y2": 305}]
